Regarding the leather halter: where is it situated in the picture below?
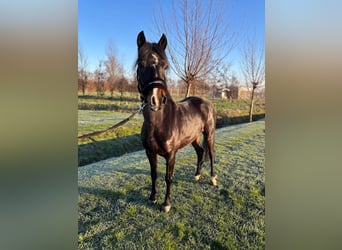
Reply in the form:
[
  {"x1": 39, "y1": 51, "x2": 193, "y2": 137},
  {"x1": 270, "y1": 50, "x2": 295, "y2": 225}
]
[
  {"x1": 138, "y1": 80, "x2": 168, "y2": 109},
  {"x1": 139, "y1": 80, "x2": 167, "y2": 96}
]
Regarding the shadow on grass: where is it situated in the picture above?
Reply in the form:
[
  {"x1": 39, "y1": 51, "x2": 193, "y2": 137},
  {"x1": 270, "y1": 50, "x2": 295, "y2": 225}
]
[
  {"x1": 78, "y1": 185, "x2": 159, "y2": 234},
  {"x1": 210, "y1": 240, "x2": 229, "y2": 250},
  {"x1": 79, "y1": 186, "x2": 149, "y2": 205},
  {"x1": 112, "y1": 167, "x2": 150, "y2": 177},
  {"x1": 79, "y1": 187, "x2": 143, "y2": 245},
  {"x1": 216, "y1": 113, "x2": 265, "y2": 128},
  {"x1": 78, "y1": 134, "x2": 143, "y2": 166}
]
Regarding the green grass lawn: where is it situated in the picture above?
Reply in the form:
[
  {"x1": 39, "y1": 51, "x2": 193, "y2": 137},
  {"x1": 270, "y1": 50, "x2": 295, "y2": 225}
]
[{"x1": 78, "y1": 120, "x2": 265, "y2": 249}]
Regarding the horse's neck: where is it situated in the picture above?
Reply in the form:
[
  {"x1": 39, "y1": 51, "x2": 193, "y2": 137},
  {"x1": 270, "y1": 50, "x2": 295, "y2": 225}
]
[{"x1": 165, "y1": 93, "x2": 176, "y2": 109}]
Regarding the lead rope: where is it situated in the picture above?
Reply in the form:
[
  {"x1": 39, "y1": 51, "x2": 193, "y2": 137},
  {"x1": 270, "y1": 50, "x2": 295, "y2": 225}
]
[{"x1": 77, "y1": 103, "x2": 146, "y2": 141}]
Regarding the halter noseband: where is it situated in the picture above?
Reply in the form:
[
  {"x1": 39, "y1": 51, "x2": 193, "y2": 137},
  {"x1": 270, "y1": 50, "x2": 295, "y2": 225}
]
[
  {"x1": 139, "y1": 80, "x2": 167, "y2": 96},
  {"x1": 138, "y1": 80, "x2": 168, "y2": 110}
]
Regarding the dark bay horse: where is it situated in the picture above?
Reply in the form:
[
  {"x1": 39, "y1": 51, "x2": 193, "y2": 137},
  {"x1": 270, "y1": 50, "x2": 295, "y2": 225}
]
[{"x1": 136, "y1": 31, "x2": 217, "y2": 212}]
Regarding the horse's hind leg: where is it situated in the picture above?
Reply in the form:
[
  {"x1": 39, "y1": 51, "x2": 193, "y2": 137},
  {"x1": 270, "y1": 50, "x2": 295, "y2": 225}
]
[
  {"x1": 192, "y1": 137, "x2": 204, "y2": 181},
  {"x1": 207, "y1": 133, "x2": 217, "y2": 186}
]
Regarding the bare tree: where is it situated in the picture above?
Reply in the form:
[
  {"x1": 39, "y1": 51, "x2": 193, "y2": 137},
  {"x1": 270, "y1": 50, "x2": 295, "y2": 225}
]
[
  {"x1": 78, "y1": 46, "x2": 88, "y2": 96},
  {"x1": 155, "y1": 0, "x2": 236, "y2": 97},
  {"x1": 216, "y1": 63, "x2": 231, "y2": 88},
  {"x1": 128, "y1": 76, "x2": 140, "y2": 99},
  {"x1": 104, "y1": 41, "x2": 123, "y2": 98},
  {"x1": 117, "y1": 76, "x2": 129, "y2": 101},
  {"x1": 94, "y1": 61, "x2": 105, "y2": 98},
  {"x1": 240, "y1": 37, "x2": 265, "y2": 122},
  {"x1": 229, "y1": 75, "x2": 240, "y2": 100},
  {"x1": 211, "y1": 63, "x2": 244, "y2": 100}
]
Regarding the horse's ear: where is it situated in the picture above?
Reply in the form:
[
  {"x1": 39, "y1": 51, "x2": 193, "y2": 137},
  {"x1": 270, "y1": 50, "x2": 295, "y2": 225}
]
[
  {"x1": 137, "y1": 31, "x2": 146, "y2": 48},
  {"x1": 158, "y1": 34, "x2": 167, "y2": 50}
]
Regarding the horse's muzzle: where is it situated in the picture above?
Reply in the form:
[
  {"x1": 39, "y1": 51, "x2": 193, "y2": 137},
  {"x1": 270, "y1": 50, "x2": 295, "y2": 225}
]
[{"x1": 149, "y1": 87, "x2": 166, "y2": 111}]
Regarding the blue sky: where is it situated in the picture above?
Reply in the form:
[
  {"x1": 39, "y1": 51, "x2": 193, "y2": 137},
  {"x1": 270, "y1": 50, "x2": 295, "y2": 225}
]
[{"x1": 78, "y1": 0, "x2": 264, "y2": 81}]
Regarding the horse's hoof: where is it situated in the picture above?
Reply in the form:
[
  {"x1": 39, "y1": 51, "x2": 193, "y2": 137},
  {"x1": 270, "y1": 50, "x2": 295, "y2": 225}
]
[
  {"x1": 161, "y1": 204, "x2": 171, "y2": 213},
  {"x1": 194, "y1": 175, "x2": 201, "y2": 181},
  {"x1": 211, "y1": 175, "x2": 218, "y2": 186},
  {"x1": 149, "y1": 198, "x2": 157, "y2": 204}
]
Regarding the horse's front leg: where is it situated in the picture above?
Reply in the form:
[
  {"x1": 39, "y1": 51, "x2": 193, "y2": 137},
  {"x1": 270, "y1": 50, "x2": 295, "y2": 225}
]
[
  {"x1": 146, "y1": 150, "x2": 158, "y2": 203},
  {"x1": 162, "y1": 151, "x2": 176, "y2": 212}
]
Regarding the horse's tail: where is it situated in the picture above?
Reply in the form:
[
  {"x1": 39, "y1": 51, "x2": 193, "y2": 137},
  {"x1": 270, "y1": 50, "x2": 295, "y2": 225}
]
[
  {"x1": 202, "y1": 136, "x2": 210, "y2": 162},
  {"x1": 202, "y1": 102, "x2": 216, "y2": 163}
]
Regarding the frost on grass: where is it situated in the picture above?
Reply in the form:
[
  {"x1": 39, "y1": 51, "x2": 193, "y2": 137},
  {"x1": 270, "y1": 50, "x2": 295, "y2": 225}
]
[{"x1": 78, "y1": 121, "x2": 265, "y2": 249}]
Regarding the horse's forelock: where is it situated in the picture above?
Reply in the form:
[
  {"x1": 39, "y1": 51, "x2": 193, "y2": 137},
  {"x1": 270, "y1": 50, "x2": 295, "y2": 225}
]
[
  {"x1": 151, "y1": 43, "x2": 167, "y2": 61},
  {"x1": 137, "y1": 42, "x2": 167, "y2": 65}
]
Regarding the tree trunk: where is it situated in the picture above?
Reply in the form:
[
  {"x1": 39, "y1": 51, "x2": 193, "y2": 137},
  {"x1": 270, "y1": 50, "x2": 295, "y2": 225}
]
[
  {"x1": 185, "y1": 81, "x2": 192, "y2": 98},
  {"x1": 249, "y1": 84, "x2": 257, "y2": 122}
]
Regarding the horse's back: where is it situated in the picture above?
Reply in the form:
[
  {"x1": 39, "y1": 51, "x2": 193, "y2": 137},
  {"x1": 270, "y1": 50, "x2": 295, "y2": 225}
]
[
  {"x1": 179, "y1": 96, "x2": 216, "y2": 122},
  {"x1": 178, "y1": 96, "x2": 216, "y2": 132}
]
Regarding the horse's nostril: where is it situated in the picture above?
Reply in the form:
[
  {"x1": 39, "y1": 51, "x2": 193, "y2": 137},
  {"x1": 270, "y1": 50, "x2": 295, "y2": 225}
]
[
  {"x1": 151, "y1": 96, "x2": 156, "y2": 106},
  {"x1": 162, "y1": 95, "x2": 167, "y2": 104}
]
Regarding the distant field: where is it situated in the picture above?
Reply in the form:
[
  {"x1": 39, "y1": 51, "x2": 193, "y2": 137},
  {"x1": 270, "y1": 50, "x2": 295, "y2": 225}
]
[{"x1": 78, "y1": 120, "x2": 265, "y2": 249}]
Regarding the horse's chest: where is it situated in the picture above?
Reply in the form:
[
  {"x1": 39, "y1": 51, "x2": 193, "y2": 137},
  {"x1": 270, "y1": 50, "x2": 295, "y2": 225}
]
[
  {"x1": 142, "y1": 127, "x2": 172, "y2": 155},
  {"x1": 149, "y1": 137, "x2": 163, "y2": 153}
]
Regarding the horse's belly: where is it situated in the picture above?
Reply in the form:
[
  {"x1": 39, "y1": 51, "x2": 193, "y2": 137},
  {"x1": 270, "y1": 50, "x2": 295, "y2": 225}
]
[
  {"x1": 174, "y1": 123, "x2": 202, "y2": 147},
  {"x1": 142, "y1": 123, "x2": 202, "y2": 155}
]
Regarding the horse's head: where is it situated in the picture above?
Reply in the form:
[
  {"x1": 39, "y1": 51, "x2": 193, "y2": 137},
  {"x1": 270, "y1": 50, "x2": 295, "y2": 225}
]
[{"x1": 136, "y1": 31, "x2": 169, "y2": 111}]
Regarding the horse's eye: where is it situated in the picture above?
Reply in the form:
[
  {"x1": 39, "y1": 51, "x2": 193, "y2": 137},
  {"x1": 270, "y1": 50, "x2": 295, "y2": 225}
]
[{"x1": 138, "y1": 61, "x2": 146, "y2": 68}]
